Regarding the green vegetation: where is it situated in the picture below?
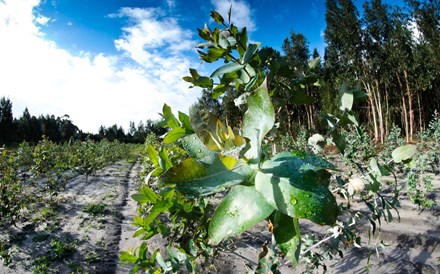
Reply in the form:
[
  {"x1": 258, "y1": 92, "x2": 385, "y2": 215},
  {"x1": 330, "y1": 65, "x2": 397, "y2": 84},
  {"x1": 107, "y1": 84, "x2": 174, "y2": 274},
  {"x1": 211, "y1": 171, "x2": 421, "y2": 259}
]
[{"x1": 119, "y1": 8, "x2": 431, "y2": 273}]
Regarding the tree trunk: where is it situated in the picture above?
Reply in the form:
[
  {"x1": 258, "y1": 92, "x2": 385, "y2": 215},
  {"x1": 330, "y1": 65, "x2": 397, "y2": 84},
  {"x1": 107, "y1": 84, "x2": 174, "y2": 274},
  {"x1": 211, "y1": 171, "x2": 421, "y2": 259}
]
[
  {"x1": 403, "y1": 69, "x2": 414, "y2": 141},
  {"x1": 396, "y1": 72, "x2": 409, "y2": 143},
  {"x1": 416, "y1": 91, "x2": 424, "y2": 131},
  {"x1": 374, "y1": 78, "x2": 384, "y2": 144},
  {"x1": 363, "y1": 81, "x2": 379, "y2": 142}
]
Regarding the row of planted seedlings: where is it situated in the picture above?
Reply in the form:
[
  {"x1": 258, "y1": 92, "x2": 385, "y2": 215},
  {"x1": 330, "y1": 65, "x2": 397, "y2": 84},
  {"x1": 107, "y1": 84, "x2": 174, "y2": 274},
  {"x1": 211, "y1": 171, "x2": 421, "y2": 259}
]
[{"x1": 0, "y1": 137, "x2": 132, "y2": 267}]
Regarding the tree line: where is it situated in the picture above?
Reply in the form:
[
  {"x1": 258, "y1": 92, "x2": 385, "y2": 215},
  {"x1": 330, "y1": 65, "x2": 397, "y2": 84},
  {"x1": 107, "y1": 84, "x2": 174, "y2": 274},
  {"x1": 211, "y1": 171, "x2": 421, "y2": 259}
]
[
  {"x1": 0, "y1": 96, "x2": 165, "y2": 145},
  {"x1": 193, "y1": 0, "x2": 439, "y2": 144}
]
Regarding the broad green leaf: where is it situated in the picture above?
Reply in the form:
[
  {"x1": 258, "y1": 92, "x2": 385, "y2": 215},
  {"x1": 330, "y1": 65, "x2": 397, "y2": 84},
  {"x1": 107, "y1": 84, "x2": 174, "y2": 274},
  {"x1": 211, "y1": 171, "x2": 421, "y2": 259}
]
[
  {"x1": 339, "y1": 86, "x2": 354, "y2": 111},
  {"x1": 161, "y1": 104, "x2": 180, "y2": 129},
  {"x1": 197, "y1": 27, "x2": 211, "y2": 41},
  {"x1": 131, "y1": 193, "x2": 152, "y2": 203},
  {"x1": 218, "y1": 33, "x2": 230, "y2": 49},
  {"x1": 159, "y1": 155, "x2": 252, "y2": 196},
  {"x1": 140, "y1": 185, "x2": 159, "y2": 203},
  {"x1": 265, "y1": 151, "x2": 336, "y2": 179},
  {"x1": 213, "y1": 84, "x2": 228, "y2": 99},
  {"x1": 369, "y1": 158, "x2": 382, "y2": 179},
  {"x1": 242, "y1": 78, "x2": 275, "y2": 164},
  {"x1": 158, "y1": 146, "x2": 173, "y2": 171},
  {"x1": 163, "y1": 127, "x2": 188, "y2": 144},
  {"x1": 178, "y1": 111, "x2": 192, "y2": 131},
  {"x1": 201, "y1": 48, "x2": 228, "y2": 63},
  {"x1": 208, "y1": 185, "x2": 275, "y2": 245},
  {"x1": 210, "y1": 11, "x2": 224, "y2": 24},
  {"x1": 146, "y1": 144, "x2": 159, "y2": 167},
  {"x1": 272, "y1": 212, "x2": 300, "y2": 267},
  {"x1": 237, "y1": 27, "x2": 248, "y2": 55},
  {"x1": 211, "y1": 63, "x2": 245, "y2": 79},
  {"x1": 194, "y1": 76, "x2": 213, "y2": 88},
  {"x1": 181, "y1": 134, "x2": 215, "y2": 160},
  {"x1": 255, "y1": 169, "x2": 338, "y2": 225},
  {"x1": 143, "y1": 199, "x2": 174, "y2": 226},
  {"x1": 243, "y1": 43, "x2": 260, "y2": 64},
  {"x1": 189, "y1": 68, "x2": 200, "y2": 79},
  {"x1": 189, "y1": 108, "x2": 220, "y2": 151},
  {"x1": 119, "y1": 251, "x2": 139, "y2": 264},
  {"x1": 392, "y1": 144, "x2": 417, "y2": 163}
]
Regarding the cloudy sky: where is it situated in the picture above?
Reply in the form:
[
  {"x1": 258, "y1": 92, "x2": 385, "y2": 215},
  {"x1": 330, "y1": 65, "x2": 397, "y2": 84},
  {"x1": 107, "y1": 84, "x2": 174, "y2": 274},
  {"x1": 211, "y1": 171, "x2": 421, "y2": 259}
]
[{"x1": 0, "y1": 0, "x2": 403, "y2": 133}]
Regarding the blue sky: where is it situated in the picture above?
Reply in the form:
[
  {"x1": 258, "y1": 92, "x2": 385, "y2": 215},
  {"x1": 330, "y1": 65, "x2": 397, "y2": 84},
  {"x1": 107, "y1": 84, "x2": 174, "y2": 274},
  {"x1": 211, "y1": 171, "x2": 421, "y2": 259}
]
[{"x1": 0, "y1": 0, "x2": 404, "y2": 133}]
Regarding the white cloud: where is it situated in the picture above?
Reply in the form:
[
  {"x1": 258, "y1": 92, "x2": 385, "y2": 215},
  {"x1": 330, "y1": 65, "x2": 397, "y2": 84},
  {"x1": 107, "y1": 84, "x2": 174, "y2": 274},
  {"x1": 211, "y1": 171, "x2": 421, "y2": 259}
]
[
  {"x1": 0, "y1": 0, "x2": 201, "y2": 133},
  {"x1": 211, "y1": 0, "x2": 256, "y2": 32},
  {"x1": 408, "y1": 19, "x2": 421, "y2": 42}
]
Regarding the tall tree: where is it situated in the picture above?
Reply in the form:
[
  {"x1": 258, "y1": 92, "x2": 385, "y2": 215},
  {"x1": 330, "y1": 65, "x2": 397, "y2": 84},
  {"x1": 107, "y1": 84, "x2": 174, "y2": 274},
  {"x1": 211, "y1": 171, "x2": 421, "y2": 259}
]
[{"x1": 0, "y1": 97, "x2": 14, "y2": 143}]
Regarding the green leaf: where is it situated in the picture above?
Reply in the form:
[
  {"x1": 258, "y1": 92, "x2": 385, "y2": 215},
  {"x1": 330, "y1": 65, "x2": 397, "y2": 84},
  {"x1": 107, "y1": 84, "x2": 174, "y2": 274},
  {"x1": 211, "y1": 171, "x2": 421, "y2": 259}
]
[
  {"x1": 201, "y1": 48, "x2": 228, "y2": 63},
  {"x1": 143, "y1": 199, "x2": 174, "y2": 226},
  {"x1": 140, "y1": 185, "x2": 159, "y2": 203},
  {"x1": 266, "y1": 151, "x2": 336, "y2": 176},
  {"x1": 272, "y1": 212, "x2": 300, "y2": 267},
  {"x1": 339, "y1": 85, "x2": 354, "y2": 111},
  {"x1": 208, "y1": 185, "x2": 275, "y2": 245},
  {"x1": 163, "y1": 127, "x2": 188, "y2": 144},
  {"x1": 242, "y1": 78, "x2": 275, "y2": 164},
  {"x1": 211, "y1": 63, "x2": 245, "y2": 79},
  {"x1": 119, "y1": 251, "x2": 139, "y2": 264},
  {"x1": 161, "y1": 104, "x2": 180, "y2": 129},
  {"x1": 158, "y1": 146, "x2": 173, "y2": 171},
  {"x1": 159, "y1": 155, "x2": 252, "y2": 196},
  {"x1": 197, "y1": 28, "x2": 211, "y2": 41},
  {"x1": 392, "y1": 144, "x2": 417, "y2": 163},
  {"x1": 210, "y1": 11, "x2": 224, "y2": 24},
  {"x1": 213, "y1": 84, "x2": 228, "y2": 99},
  {"x1": 146, "y1": 144, "x2": 159, "y2": 167},
  {"x1": 255, "y1": 167, "x2": 338, "y2": 225},
  {"x1": 194, "y1": 76, "x2": 213, "y2": 88},
  {"x1": 181, "y1": 134, "x2": 215, "y2": 159},
  {"x1": 243, "y1": 43, "x2": 260, "y2": 63},
  {"x1": 131, "y1": 193, "x2": 152, "y2": 203},
  {"x1": 178, "y1": 111, "x2": 193, "y2": 131}
]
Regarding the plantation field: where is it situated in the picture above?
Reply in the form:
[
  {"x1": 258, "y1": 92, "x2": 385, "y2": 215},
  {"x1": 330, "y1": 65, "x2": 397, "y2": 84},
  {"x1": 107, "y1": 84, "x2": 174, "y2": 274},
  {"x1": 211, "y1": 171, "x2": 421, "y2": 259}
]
[
  {"x1": 0, "y1": 160, "x2": 142, "y2": 273},
  {"x1": 0, "y1": 147, "x2": 439, "y2": 273}
]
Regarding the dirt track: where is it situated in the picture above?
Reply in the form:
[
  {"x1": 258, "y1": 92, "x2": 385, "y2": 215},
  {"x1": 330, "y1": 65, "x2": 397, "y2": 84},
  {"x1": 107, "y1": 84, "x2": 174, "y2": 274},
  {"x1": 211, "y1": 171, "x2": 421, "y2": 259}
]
[{"x1": 0, "y1": 160, "x2": 439, "y2": 273}]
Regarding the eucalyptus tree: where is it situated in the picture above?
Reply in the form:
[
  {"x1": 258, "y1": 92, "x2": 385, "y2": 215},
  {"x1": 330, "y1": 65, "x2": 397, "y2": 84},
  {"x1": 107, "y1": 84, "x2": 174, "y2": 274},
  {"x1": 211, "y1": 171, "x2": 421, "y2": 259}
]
[{"x1": 0, "y1": 97, "x2": 14, "y2": 144}]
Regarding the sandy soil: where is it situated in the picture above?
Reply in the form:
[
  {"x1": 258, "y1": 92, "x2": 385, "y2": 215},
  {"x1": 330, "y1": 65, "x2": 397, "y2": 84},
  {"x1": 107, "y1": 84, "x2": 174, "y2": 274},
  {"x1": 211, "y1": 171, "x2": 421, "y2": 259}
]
[{"x1": 0, "y1": 159, "x2": 439, "y2": 273}]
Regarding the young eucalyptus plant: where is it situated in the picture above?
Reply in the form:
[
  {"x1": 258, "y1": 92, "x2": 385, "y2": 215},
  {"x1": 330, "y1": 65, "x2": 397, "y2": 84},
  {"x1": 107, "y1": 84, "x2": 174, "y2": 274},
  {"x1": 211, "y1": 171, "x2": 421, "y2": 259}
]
[{"x1": 122, "y1": 9, "x2": 416, "y2": 273}]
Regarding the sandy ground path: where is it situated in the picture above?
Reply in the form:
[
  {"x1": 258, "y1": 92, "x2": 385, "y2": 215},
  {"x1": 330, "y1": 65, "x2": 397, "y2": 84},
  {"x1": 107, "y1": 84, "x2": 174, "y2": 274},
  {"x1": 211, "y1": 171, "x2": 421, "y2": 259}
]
[{"x1": 116, "y1": 162, "x2": 143, "y2": 274}]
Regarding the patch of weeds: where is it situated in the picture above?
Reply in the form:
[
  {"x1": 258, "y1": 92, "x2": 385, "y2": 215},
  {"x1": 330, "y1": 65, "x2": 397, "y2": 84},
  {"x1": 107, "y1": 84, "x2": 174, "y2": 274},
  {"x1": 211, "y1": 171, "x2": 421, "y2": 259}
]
[
  {"x1": 85, "y1": 250, "x2": 102, "y2": 263},
  {"x1": 32, "y1": 233, "x2": 50, "y2": 243},
  {"x1": 45, "y1": 219, "x2": 61, "y2": 233},
  {"x1": 0, "y1": 240, "x2": 12, "y2": 266},
  {"x1": 95, "y1": 238, "x2": 106, "y2": 247},
  {"x1": 83, "y1": 203, "x2": 106, "y2": 216},
  {"x1": 32, "y1": 206, "x2": 60, "y2": 227},
  {"x1": 50, "y1": 237, "x2": 77, "y2": 260},
  {"x1": 33, "y1": 255, "x2": 50, "y2": 274},
  {"x1": 67, "y1": 260, "x2": 85, "y2": 273},
  {"x1": 104, "y1": 192, "x2": 118, "y2": 200}
]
